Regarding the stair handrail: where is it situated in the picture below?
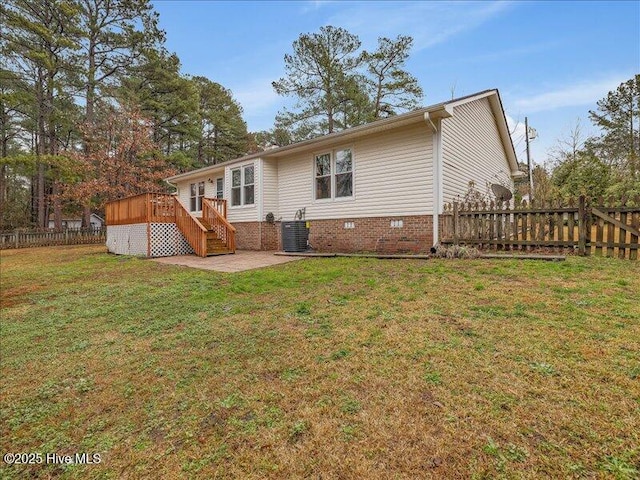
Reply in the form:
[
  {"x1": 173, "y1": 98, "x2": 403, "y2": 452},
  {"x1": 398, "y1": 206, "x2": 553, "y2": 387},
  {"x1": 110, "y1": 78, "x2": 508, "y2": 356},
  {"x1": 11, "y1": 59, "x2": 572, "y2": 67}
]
[
  {"x1": 206, "y1": 197, "x2": 228, "y2": 219},
  {"x1": 174, "y1": 197, "x2": 208, "y2": 257},
  {"x1": 203, "y1": 198, "x2": 236, "y2": 253}
]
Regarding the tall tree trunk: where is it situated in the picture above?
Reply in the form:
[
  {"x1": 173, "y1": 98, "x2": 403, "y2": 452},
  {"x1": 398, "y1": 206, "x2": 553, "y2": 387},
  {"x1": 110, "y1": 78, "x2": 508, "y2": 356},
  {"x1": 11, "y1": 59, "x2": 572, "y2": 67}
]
[
  {"x1": 0, "y1": 95, "x2": 8, "y2": 230},
  {"x1": 52, "y1": 182, "x2": 62, "y2": 229},
  {"x1": 48, "y1": 72, "x2": 62, "y2": 230},
  {"x1": 0, "y1": 121, "x2": 7, "y2": 229},
  {"x1": 81, "y1": 38, "x2": 97, "y2": 229},
  {"x1": 36, "y1": 68, "x2": 46, "y2": 228},
  {"x1": 0, "y1": 164, "x2": 6, "y2": 231}
]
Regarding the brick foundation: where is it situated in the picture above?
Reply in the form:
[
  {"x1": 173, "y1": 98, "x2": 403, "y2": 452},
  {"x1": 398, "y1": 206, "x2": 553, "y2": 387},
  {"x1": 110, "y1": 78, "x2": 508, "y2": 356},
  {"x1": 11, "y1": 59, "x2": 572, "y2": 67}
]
[
  {"x1": 233, "y1": 222, "x2": 263, "y2": 250},
  {"x1": 233, "y1": 215, "x2": 434, "y2": 253},
  {"x1": 261, "y1": 222, "x2": 281, "y2": 251},
  {"x1": 307, "y1": 215, "x2": 433, "y2": 253}
]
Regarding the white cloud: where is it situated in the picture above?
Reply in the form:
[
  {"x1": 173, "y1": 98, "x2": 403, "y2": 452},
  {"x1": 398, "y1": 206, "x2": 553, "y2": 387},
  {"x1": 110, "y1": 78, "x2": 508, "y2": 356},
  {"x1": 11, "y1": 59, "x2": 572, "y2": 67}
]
[
  {"x1": 233, "y1": 79, "x2": 280, "y2": 114},
  {"x1": 506, "y1": 114, "x2": 526, "y2": 144},
  {"x1": 300, "y1": 0, "x2": 336, "y2": 14},
  {"x1": 454, "y1": 41, "x2": 559, "y2": 65},
  {"x1": 505, "y1": 113, "x2": 528, "y2": 162},
  {"x1": 325, "y1": 1, "x2": 512, "y2": 50},
  {"x1": 512, "y1": 75, "x2": 630, "y2": 113}
]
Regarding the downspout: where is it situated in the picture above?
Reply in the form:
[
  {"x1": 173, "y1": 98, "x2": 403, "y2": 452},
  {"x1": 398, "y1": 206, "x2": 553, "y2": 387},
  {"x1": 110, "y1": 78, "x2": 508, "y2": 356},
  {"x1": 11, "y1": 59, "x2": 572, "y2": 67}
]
[
  {"x1": 164, "y1": 178, "x2": 178, "y2": 195},
  {"x1": 424, "y1": 112, "x2": 442, "y2": 247},
  {"x1": 258, "y1": 158, "x2": 264, "y2": 250}
]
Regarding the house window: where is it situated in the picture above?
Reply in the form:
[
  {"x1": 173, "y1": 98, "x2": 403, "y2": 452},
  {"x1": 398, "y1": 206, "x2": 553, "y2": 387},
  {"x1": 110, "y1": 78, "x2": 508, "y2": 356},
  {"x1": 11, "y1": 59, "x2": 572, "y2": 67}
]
[
  {"x1": 315, "y1": 153, "x2": 331, "y2": 199},
  {"x1": 314, "y1": 148, "x2": 353, "y2": 200},
  {"x1": 231, "y1": 164, "x2": 255, "y2": 206},
  {"x1": 190, "y1": 181, "x2": 204, "y2": 211},
  {"x1": 244, "y1": 165, "x2": 254, "y2": 205},
  {"x1": 216, "y1": 178, "x2": 224, "y2": 199},
  {"x1": 335, "y1": 149, "x2": 353, "y2": 197},
  {"x1": 231, "y1": 168, "x2": 241, "y2": 206}
]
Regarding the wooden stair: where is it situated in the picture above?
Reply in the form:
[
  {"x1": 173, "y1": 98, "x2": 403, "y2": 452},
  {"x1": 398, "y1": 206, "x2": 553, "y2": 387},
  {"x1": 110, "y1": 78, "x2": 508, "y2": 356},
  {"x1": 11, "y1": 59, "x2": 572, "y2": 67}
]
[{"x1": 198, "y1": 218, "x2": 234, "y2": 255}]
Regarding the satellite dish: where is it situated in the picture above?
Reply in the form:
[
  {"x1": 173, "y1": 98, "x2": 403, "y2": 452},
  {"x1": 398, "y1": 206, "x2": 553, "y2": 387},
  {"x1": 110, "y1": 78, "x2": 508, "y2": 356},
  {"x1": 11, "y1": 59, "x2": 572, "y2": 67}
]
[{"x1": 491, "y1": 184, "x2": 513, "y2": 202}]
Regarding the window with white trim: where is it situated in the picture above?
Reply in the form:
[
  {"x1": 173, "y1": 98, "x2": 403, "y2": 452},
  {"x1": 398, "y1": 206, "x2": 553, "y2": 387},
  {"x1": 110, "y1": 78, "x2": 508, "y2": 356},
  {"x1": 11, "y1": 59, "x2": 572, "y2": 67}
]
[
  {"x1": 216, "y1": 177, "x2": 224, "y2": 199},
  {"x1": 315, "y1": 153, "x2": 331, "y2": 199},
  {"x1": 335, "y1": 149, "x2": 353, "y2": 197},
  {"x1": 314, "y1": 148, "x2": 353, "y2": 200},
  {"x1": 190, "y1": 181, "x2": 204, "y2": 212},
  {"x1": 243, "y1": 165, "x2": 254, "y2": 205},
  {"x1": 231, "y1": 164, "x2": 255, "y2": 206}
]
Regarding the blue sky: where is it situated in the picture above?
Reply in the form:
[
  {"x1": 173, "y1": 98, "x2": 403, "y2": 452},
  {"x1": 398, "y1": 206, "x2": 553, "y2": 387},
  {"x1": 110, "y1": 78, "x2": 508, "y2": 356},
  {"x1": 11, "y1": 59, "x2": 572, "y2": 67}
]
[{"x1": 152, "y1": 0, "x2": 639, "y2": 166}]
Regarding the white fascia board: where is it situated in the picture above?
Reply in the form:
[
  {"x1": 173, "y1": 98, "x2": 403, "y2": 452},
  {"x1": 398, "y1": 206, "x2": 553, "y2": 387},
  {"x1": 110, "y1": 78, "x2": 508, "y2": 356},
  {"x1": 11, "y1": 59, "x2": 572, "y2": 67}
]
[{"x1": 166, "y1": 162, "x2": 242, "y2": 183}]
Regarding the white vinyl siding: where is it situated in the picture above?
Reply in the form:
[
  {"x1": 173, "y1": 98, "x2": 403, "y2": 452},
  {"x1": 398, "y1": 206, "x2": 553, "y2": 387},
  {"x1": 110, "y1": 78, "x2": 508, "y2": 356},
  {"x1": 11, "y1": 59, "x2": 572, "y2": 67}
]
[
  {"x1": 174, "y1": 162, "x2": 260, "y2": 223},
  {"x1": 189, "y1": 181, "x2": 204, "y2": 212},
  {"x1": 177, "y1": 177, "x2": 218, "y2": 212},
  {"x1": 441, "y1": 97, "x2": 513, "y2": 205},
  {"x1": 225, "y1": 160, "x2": 259, "y2": 222},
  {"x1": 277, "y1": 123, "x2": 433, "y2": 220},
  {"x1": 261, "y1": 158, "x2": 279, "y2": 219}
]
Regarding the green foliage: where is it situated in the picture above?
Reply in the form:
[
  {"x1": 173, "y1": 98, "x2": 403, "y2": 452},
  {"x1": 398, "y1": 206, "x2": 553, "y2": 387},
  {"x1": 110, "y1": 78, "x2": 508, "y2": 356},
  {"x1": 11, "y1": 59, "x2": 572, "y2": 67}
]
[
  {"x1": 119, "y1": 49, "x2": 200, "y2": 156},
  {"x1": 552, "y1": 151, "x2": 611, "y2": 199},
  {"x1": 362, "y1": 35, "x2": 423, "y2": 118},
  {"x1": 191, "y1": 76, "x2": 248, "y2": 166},
  {"x1": 588, "y1": 75, "x2": 640, "y2": 171},
  {"x1": 272, "y1": 26, "x2": 423, "y2": 144},
  {"x1": 272, "y1": 26, "x2": 364, "y2": 139},
  {"x1": 249, "y1": 128, "x2": 293, "y2": 151},
  {"x1": 1, "y1": 0, "x2": 250, "y2": 227},
  {"x1": 550, "y1": 76, "x2": 640, "y2": 200},
  {"x1": 0, "y1": 165, "x2": 31, "y2": 230}
]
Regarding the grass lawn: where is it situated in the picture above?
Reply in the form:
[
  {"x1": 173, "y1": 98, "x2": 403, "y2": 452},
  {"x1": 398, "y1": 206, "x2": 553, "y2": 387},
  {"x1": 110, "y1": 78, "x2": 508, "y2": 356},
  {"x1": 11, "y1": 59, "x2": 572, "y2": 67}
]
[{"x1": 1, "y1": 245, "x2": 639, "y2": 479}]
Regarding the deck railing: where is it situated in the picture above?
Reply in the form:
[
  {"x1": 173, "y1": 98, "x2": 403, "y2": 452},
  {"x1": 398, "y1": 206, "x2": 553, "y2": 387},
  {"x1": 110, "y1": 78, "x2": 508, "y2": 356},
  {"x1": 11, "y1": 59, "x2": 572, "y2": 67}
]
[
  {"x1": 174, "y1": 197, "x2": 208, "y2": 257},
  {"x1": 207, "y1": 197, "x2": 228, "y2": 219},
  {"x1": 203, "y1": 198, "x2": 236, "y2": 253},
  {"x1": 104, "y1": 193, "x2": 234, "y2": 257},
  {"x1": 105, "y1": 193, "x2": 175, "y2": 225}
]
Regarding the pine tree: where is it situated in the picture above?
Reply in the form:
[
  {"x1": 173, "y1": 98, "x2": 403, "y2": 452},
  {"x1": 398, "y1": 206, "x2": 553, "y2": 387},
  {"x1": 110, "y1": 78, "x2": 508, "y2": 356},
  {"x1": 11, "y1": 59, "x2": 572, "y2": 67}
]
[
  {"x1": 272, "y1": 26, "x2": 363, "y2": 138},
  {"x1": 191, "y1": 76, "x2": 248, "y2": 166},
  {"x1": 363, "y1": 35, "x2": 423, "y2": 119},
  {"x1": 2, "y1": 0, "x2": 80, "y2": 227}
]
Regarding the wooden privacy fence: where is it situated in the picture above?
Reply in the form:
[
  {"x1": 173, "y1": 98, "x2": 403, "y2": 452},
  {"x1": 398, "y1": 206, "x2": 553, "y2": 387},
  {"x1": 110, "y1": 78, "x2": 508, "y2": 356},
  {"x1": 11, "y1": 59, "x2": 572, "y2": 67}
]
[
  {"x1": 0, "y1": 227, "x2": 106, "y2": 250},
  {"x1": 441, "y1": 196, "x2": 640, "y2": 260}
]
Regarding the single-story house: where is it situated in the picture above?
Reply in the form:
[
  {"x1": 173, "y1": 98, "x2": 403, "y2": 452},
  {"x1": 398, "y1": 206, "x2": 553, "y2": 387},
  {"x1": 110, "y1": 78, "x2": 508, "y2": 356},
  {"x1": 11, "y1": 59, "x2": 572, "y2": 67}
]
[
  {"x1": 105, "y1": 89, "x2": 523, "y2": 257},
  {"x1": 48, "y1": 213, "x2": 104, "y2": 230}
]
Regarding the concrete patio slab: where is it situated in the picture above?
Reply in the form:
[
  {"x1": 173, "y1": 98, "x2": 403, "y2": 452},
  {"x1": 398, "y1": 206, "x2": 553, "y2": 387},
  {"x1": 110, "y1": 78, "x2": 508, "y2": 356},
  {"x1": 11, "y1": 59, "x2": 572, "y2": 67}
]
[{"x1": 151, "y1": 250, "x2": 304, "y2": 272}]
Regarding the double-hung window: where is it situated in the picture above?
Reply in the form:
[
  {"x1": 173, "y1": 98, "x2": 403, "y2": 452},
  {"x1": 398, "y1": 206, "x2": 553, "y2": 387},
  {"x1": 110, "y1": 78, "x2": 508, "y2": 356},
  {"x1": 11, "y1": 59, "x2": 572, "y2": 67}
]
[
  {"x1": 190, "y1": 181, "x2": 204, "y2": 212},
  {"x1": 315, "y1": 153, "x2": 331, "y2": 199},
  {"x1": 216, "y1": 178, "x2": 224, "y2": 199},
  {"x1": 231, "y1": 164, "x2": 255, "y2": 206},
  {"x1": 314, "y1": 148, "x2": 353, "y2": 200}
]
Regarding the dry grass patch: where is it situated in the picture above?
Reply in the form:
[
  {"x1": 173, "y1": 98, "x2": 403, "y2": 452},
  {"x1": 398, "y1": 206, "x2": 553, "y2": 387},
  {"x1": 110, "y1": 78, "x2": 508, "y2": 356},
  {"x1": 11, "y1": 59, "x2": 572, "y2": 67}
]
[{"x1": 1, "y1": 245, "x2": 639, "y2": 479}]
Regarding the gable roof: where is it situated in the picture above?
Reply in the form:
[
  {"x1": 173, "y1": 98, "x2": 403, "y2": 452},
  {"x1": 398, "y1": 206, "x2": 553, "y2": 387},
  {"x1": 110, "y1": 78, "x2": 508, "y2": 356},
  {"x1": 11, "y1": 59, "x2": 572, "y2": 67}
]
[{"x1": 166, "y1": 89, "x2": 519, "y2": 183}]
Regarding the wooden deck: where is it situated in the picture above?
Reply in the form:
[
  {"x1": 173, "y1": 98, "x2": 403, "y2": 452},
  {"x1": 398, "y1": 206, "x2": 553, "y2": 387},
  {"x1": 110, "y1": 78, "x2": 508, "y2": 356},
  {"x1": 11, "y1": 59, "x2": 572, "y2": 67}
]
[{"x1": 105, "y1": 193, "x2": 235, "y2": 257}]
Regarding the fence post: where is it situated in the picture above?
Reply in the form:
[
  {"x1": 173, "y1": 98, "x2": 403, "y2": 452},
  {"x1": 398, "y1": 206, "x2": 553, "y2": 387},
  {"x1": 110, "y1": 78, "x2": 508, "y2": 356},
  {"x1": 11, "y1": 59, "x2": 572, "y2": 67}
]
[
  {"x1": 15, "y1": 231, "x2": 19, "y2": 249},
  {"x1": 453, "y1": 202, "x2": 459, "y2": 245},
  {"x1": 578, "y1": 195, "x2": 587, "y2": 256},
  {"x1": 146, "y1": 193, "x2": 152, "y2": 222}
]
